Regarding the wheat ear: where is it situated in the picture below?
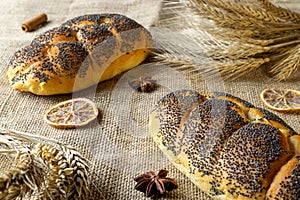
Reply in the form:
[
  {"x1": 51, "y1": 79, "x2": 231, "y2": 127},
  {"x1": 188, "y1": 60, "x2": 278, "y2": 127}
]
[
  {"x1": 0, "y1": 149, "x2": 45, "y2": 200},
  {"x1": 270, "y1": 44, "x2": 300, "y2": 81},
  {"x1": 33, "y1": 143, "x2": 90, "y2": 200},
  {"x1": 0, "y1": 128, "x2": 91, "y2": 200},
  {"x1": 198, "y1": 0, "x2": 281, "y2": 22},
  {"x1": 258, "y1": 0, "x2": 300, "y2": 22},
  {"x1": 155, "y1": 0, "x2": 300, "y2": 81}
]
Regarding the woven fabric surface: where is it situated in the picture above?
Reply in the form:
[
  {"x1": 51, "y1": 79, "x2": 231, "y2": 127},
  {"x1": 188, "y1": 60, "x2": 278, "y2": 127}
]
[{"x1": 0, "y1": 0, "x2": 300, "y2": 199}]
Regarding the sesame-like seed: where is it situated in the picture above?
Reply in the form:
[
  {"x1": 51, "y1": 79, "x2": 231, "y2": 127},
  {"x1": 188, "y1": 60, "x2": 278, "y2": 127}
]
[{"x1": 271, "y1": 156, "x2": 300, "y2": 199}]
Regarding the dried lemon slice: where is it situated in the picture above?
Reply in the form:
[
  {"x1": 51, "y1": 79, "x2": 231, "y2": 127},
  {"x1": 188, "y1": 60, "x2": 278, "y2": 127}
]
[
  {"x1": 260, "y1": 88, "x2": 300, "y2": 112},
  {"x1": 43, "y1": 98, "x2": 98, "y2": 128}
]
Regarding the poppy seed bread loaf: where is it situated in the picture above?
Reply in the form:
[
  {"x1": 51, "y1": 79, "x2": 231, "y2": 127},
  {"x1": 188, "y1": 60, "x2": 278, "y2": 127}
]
[
  {"x1": 149, "y1": 89, "x2": 300, "y2": 199},
  {"x1": 6, "y1": 14, "x2": 152, "y2": 95}
]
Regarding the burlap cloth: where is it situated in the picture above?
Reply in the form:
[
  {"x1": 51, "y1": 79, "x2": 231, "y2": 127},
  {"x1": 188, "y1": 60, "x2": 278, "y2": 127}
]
[{"x1": 0, "y1": 0, "x2": 299, "y2": 199}]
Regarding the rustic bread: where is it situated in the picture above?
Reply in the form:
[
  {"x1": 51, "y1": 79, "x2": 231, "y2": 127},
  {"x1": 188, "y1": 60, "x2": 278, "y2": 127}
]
[
  {"x1": 266, "y1": 155, "x2": 300, "y2": 199},
  {"x1": 6, "y1": 14, "x2": 152, "y2": 95},
  {"x1": 149, "y1": 89, "x2": 300, "y2": 200}
]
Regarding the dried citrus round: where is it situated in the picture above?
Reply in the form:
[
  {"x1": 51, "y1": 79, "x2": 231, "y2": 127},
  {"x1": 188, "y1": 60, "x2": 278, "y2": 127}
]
[
  {"x1": 43, "y1": 98, "x2": 98, "y2": 128},
  {"x1": 260, "y1": 88, "x2": 300, "y2": 112}
]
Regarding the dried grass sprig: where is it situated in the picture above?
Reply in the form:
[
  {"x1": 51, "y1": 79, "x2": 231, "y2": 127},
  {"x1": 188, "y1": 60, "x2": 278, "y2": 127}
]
[
  {"x1": 154, "y1": 0, "x2": 300, "y2": 81},
  {"x1": 0, "y1": 128, "x2": 91, "y2": 200}
]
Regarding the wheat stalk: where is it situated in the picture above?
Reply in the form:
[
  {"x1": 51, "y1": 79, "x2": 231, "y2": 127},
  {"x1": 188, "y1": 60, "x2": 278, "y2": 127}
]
[
  {"x1": 192, "y1": 0, "x2": 281, "y2": 27},
  {"x1": 61, "y1": 145, "x2": 90, "y2": 199},
  {"x1": 154, "y1": 0, "x2": 300, "y2": 81},
  {"x1": 258, "y1": 0, "x2": 300, "y2": 22},
  {"x1": 33, "y1": 143, "x2": 90, "y2": 200},
  {"x1": 34, "y1": 143, "x2": 67, "y2": 199},
  {"x1": 0, "y1": 149, "x2": 45, "y2": 200},
  {"x1": 0, "y1": 129, "x2": 91, "y2": 200},
  {"x1": 270, "y1": 44, "x2": 300, "y2": 81}
]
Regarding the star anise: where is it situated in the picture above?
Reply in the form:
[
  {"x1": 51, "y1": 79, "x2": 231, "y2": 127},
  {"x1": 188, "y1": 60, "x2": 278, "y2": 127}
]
[
  {"x1": 128, "y1": 76, "x2": 157, "y2": 92},
  {"x1": 134, "y1": 169, "x2": 178, "y2": 198}
]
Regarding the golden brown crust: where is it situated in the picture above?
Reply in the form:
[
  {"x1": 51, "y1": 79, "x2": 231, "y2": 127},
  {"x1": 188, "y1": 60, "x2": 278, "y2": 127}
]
[
  {"x1": 149, "y1": 89, "x2": 299, "y2": 200},
  {"x1": 214, "y1": 123, "x2": 291, "y2": 199},
  {"x1": 150, "y1": 90, "x2": 207, "y2": 156},
  {"x1": 180, "y1": 98, "x2": 249, "y2": 196},
  {"x1": 209, "y1": 91, "x2": 255, "y2": 114},
  {"x1": 266, "y1": 155, "x2": 300, "y2": 199},
  {"x1": 289, "y1": 135, "x2": 300, "y2": 155},
  {"x1": 31, "y1": 26, "x2": 77, "y2": 46},
  {"x1": 6, "y1": 14, "x2": 152, "y2": 95}
]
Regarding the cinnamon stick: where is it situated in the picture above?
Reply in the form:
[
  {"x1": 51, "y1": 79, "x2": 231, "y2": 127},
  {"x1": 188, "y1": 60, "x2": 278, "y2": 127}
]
[{"x1": 22, "y1": 13, "x2": 47, "y2": 32}]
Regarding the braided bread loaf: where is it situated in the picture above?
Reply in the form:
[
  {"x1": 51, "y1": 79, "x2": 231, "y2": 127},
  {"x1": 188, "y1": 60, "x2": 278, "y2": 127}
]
[
  {"x1": 6, "y1": 14, "x2": 152, "y2": 95},
  {"x1": 149, "y1": 90, "x2": 300, "y2": 199}
]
